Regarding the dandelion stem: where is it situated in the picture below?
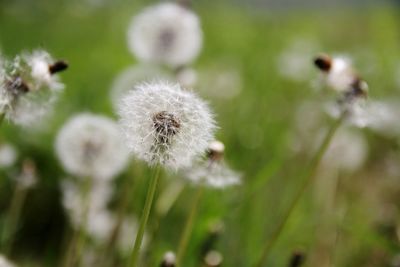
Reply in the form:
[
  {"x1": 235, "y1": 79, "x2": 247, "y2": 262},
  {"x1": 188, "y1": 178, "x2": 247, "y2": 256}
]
[
  {"x1": 62, "y1": 177, "x2": 92, "y2": 267},
  {"x1": 0, "y1": 113, "x2": 5, "y2": 126},
  {"x1": 254, "y1": 112, "x2": 346, "y2": 267},
  {"x1": 0, "y1": 183, "x2": 28, "y2": 255},
  {"x1": 128, "y1": 165, "x2": 162, "y2": 267},
  {"x1": 176, "y1": 186, "x2": 205, "y2": 267}
]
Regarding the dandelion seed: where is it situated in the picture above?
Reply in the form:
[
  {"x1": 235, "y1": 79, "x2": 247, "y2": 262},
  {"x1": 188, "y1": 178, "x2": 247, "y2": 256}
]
[
  {"x1": 110, "y1": 65, "x2": 173, "y2": 111},
  {"x1": 127, "y1": 2, "x2": 203, "y2": 67},
  {"x1": 118, "y1": 81, "x2": 216, "y2": 169},
  {"x1": 55, "y1": 113, "x2": 130, "y2": 180},
  {"x1": 0, "y1": 143, "x2": 17, "y2": 168},
  {"x1": 0, "y1": 50, "x2": 67, "y2": 127},
  {"x1": 186, "y1": 141, "x2": 241, "y2": 189}
]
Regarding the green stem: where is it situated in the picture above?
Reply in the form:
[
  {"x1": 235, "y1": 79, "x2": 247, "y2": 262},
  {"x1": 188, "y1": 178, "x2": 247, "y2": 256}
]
[
  {"x1": 128, "y1": 165, "x2": 161, "y2": 267},
  {"x1": 176, "y1": 186, "x2": 205, "y2": 267},
  {"x1": 0, "y1": 113, "x2": 5, "y2": 126},
  {"x1": 254, "y1": 113, "x2": 346, "y2": 267},
  {"x1": 1, "y1": 183, "x2": 28, "y2": 255}
]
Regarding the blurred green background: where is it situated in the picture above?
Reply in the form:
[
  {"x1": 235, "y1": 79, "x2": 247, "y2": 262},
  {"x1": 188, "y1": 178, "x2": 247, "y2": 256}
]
[{"x1": 1, "y1": 0, "x2": 400, "y2": 266}]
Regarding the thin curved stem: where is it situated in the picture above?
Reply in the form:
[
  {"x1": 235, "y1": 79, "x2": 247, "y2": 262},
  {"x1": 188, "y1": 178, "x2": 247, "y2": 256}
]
[
  {"x1": 176, "y1": 186, "x2": 205, "y2": 267},
  {"x1": 254, "y1": 113, "x2": 346, "y2": 267},
  {"x1": 128, "y1": 165, "x2": 161, "y2": 267}
]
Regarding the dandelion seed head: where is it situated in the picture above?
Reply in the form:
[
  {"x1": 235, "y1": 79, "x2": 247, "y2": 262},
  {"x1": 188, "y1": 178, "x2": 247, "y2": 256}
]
[
  {"x1": 0, "y1": 143, "x2": 17, "y2": 168},
  {"x1": 127, "y1": 2, "x2": 202, "y2": 67},
  {"x1": 204, "y1": 250, "x2": 223, "y2": 267},
  {"x1": 118, "y1": 81, "x2": 216, "y2": 169},
  {"x1": 56, "y1": 114, "x2": 130, "y2": 180}
]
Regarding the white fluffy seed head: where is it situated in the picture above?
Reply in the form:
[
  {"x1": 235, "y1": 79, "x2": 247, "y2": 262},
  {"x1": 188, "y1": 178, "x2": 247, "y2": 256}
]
[
  {"x1": 0, "y1": 50, "x2": 66, "y2": 127},
  {"x1": 186, "y1": 160, "x2": 241, "y2": 189},
  {"x1": 110, "y1": 64, "x2": 173, "y2": 111},
  {"x1": 325, "y1": 56, "x2": 355, "y2": 93},
  {"x1": 56, "y1": 114, "x2": 130, "y2": 180},
  {"x1": 161, "y1": 251, "x2": 176, "y2": 267},
  {"x1": 118, "y1": 81, "x2": 216, "y2": 170},
  {"x1": 127, "y1": 2, "x2": 203, "y2": 67}
]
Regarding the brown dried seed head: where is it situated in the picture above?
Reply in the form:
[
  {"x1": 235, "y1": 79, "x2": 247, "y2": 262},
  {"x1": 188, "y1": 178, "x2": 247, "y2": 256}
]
[
  {"x1": 289, "y1": 250, "x2": 306, "y2": 267},
  {"x1": 314, "y1": 54, "x2": 332, "y2": 72},
  {"x1": 49, "y1": 60, "x2": 68, "y2": 75}
]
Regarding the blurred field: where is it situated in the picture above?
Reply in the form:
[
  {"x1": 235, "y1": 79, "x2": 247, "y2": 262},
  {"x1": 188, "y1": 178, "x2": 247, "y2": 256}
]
[{"x1": 0, "y1": 1, "x2": 400, "y2": 266}]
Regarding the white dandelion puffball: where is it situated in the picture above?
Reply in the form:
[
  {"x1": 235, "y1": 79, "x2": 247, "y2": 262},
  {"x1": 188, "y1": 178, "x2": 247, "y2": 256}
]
[
  {"x1": 118, "y1": 81, "x2": 216, "y2": 169},
  {"x1": 127, "y1": 2, "x2": 203, "y2": 67},
  {"x1": 321, "y1": 128, "x2": 368, "y2": 173},
  {"x1": 110, "y1": 64, "x2": 173, "y2": 111},
  {"x1": 0, "y1": 50, "x2": 67, "y2": 127},
  {"x1": 0, "y1": 255, "x2": 16, "y2": 267},
  {"x1": 0, "y1": 143, "x2": 17, "y2": 168},
  {"x1": 186, "y1": 160, "x2": 241, "y2": 189},
  {"x1": 56, "y1": 114, "x2": 130, "y2": 180}
]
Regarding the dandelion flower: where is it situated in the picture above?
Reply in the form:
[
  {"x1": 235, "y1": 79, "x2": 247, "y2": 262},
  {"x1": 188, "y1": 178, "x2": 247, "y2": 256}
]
[
  {"x1": 127, "y1": 2, "x2": 203, "y2": 67},
  {"x1": 55, "y1": 114, "x2": 130, "y2": 180},
  {"x1": 0, "y1": 50, "x2": 67, "y2": 126},
  {"x1": 110, "y1": 64, "x2": 172, "y2": 111},
  {"x1": 186, "y1": 141, "x2": 241, "y2": 188},
  {"x1": 118, "y1": 81, "x2": 216, "y2": 169}
]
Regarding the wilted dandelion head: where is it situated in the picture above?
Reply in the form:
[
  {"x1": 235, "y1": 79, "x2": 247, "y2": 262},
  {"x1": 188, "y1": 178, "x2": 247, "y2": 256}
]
[
  {"x1": 118, "y1": 81, "x2": 216, "y2": 169},
  {"x1": 314, "y1": 54, "x2": 368, "y2": 101},
  {"x1": 56, "y1": 114, "x2": 130, "y2": 180},
  {"x1": 110, "y1": 64, "x2": 173, "y2": 111},
  {"x1": 127, "y1": 2, "x2": 203, "y2": 67},
  {"x1": 186, "y1": 141, "x2": 241, "y2": 189},
  {"x1": 0, "y1": 50, "x2": 67, "y2": 126}
]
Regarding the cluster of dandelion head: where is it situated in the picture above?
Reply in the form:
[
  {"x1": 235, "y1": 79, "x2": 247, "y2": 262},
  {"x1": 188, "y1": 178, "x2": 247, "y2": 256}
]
[
  {"x1": 118, "y1": 81, "x2": 216, "y2": 170},
  {"x1": 0, "y1": 50, "x2": 67, "y2": 127},
  {"x1": 55, "y1": 113, "x2": 130, "y2": 180},
  {"x1": 127, "y1": 2, "x2": 203, "y2": 68}
]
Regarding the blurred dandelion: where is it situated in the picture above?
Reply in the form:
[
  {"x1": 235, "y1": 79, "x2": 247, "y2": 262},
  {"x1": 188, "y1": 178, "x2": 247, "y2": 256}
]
[
  {"x1": 55, "y1": 113, "x2": 130, "y2": 180},
  {"x1": 127, "y1": 2, "x2": 203, "y2": 68},
  {"x1": 160, "y1": 251, "x2": 176, "y2": 267},
  {"x1": 0, "y1": 50, "x2": 67, "y2": 127},
  {"x1": 0, "y1": 143, "x2": 17, "y2": 169}
]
